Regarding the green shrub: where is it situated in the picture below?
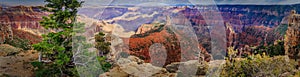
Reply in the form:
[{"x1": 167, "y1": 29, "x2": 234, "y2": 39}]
[
  {"x1": 294, "y1": 71, "x2": 300, "y2": 77},
  {"x1": 94, "y1": 32, "x2": 112, "y2": 72},
  {"x1": 4, "y1": 37, "x2": 31, "y2": 50},
  {"x1": 221, "y1": 54, "x2": 297, "y2": 77},
  {"x1": 253, "y1": 40, "x2": 285, "y2": 57},
  {"x1": 131, "y1": 24, "x2": 165, "y2": 38},
  {"x1": 95, "y1": 32, "x2": 111, "y2": 56},
  {"x1": 0, "y1": 44, "x2": 21, "y2": 56},
  {"x1": 97, "y1": 56, "x2": 112, "y2": 72}
]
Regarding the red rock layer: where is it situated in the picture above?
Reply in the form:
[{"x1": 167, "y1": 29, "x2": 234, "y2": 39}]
[{"x1": 0, "y1": 6, "x2": 47, "y2": 31}]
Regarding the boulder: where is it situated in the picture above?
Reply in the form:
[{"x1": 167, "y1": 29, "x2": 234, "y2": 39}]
[
  {"x1": 165, "y1": 60, "x2": 208, "y2": 76},
  {"x1": 100, "y1": 56, "x2": 176, "y2": 77}
]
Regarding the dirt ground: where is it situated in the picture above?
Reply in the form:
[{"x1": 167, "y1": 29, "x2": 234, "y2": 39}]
[{"x1": 0, "y1": 44, "x2": 38, "y2": 77}]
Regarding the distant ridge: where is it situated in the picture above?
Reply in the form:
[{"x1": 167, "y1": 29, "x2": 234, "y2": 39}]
[
  {"x1": 0, "y1": 4, "x2": 9, "y2": 7},
  {"x1": 80, "y1": 3, "x2": 300, "y2": 7}
]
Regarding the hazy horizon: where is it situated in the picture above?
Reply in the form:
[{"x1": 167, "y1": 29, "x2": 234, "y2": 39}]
[{"x1": 1, "y1": 0, "x2": 300, "y2": 7}]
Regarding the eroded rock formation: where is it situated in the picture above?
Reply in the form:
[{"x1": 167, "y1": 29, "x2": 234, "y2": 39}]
[
  {"x1": 285, "y1": 10, "x2": 300, "y2": 61},
  {"x1": 135, "y1": 24, "x2": 156, "y2": 34},
  {"x1": 0, "y1": 6, "x2": 48, "y2": 36}
]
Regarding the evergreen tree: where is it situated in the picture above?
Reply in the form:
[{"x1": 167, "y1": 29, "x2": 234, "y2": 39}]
[
  {"x1": 94, "y1": 32, "x2": 112, "y2": 72},
  {"x1": 95, "y1": 32, "x2": 111, "y2": 56},
  {"x1": 31, "y1": 0, "x2": 84, "y2": 76}
]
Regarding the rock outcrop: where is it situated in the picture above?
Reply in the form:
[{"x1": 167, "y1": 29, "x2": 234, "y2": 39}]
[
  {"x1": 99, "y1": 56, "x2": 176, "y2": 77},
  {"x1": 127, "y1": 23, "x2": 183, "y2": 66},
  {"x1": 126, "y1": 16, "x2": 211, "y2": 66},
  {"x1": 285, "y1": 10, "x2": 300, "y2": 61},
  {"x1": 165, "y1": 60, "x2": 208, "y2": 76},
  {"x1": 100, "y1": 56, "x2": 209, "y2": 77},
  {"x1": 77, "y1": 15, "x2": 135, "y2": 38},
  {"x1": 0, "y1": 23, "x2": 42, "y2": 44},
  {"x1": 226, "y1": 23, "x2": 237, "y2": 47},
  {"x1": 135, "y1": 24, "x2": 156, "y2": 34}
]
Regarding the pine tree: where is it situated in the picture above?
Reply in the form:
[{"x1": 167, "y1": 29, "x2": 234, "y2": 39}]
[
  {"x1": 94, "y1": 32, "x2": 112, "y2": 72},
  {"x1": 95, "y1": 32, "x2": 111, "y2": 56},
  {"x1": 31, "y1": 0, "x2": 84, "y2": 76}
]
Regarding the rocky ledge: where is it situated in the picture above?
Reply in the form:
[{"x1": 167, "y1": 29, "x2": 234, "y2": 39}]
[{"x1": 99, "y1": 56, "x2": 209, "y2": 77}]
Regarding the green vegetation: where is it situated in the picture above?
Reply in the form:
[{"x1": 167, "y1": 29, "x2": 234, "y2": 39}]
[
  {"x1": 95, "y1": 32, "x2": 111, "y2": 56},
  {"x1": 253, "y1": 40, "x2": 285, "y2": 57},
  {"x1": 95, "y1": 32, "x2": 112, "y2": 72},
  {"x1": 97, "y1": 56, "x2": 112, "y2": 72},
  {"x1": 132, "y1": 24, "x2": 165, "y2": 38},
  {"x1": 274, "y1": 24, "x2": 288, "y2": 36},
  {"x1": 221, "y1": 54, "x2": 297, "y2": 77},
  {"x1": 224, "y1": 46, "x2": 298, "y2": 77},
  {"x1": 0, "y1": 44, "x2": 21, "y2": 56},
  {"x1": 71, "y1": 31, "x2": 112, "y2": 77},
  {"x1": 4, "y1": 37, "x2": 31, "y2": 50},
  {"x1": 294, "y1": 71, "x2": 300, "y2": 77},
  {"x1": 31, "y1": 0, "x2": 84, "y2": 76}
]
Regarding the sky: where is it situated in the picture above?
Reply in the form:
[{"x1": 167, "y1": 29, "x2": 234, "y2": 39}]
[{"x1": 1, "y1": 0, "x2": 300, "y2": 6}]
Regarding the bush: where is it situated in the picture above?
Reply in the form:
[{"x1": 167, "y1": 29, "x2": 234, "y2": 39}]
[
  {"x1": 97, "y1": 56, "x2": 112, "y2": 72},
  {"x1": 4, "y1": 37, "x2": 31, "y2": 50},
  {"x1": 253, "y1": 40, "x2": 285, "y2": 57},
  {"x1": 0, "y1": 44, "x2": 21, "y2": 56},
  {"x1": 221, "y1": 54, "x2": 297, "y2": 77},
  {"x1": 94, "y1": 32, "x2": 112, "y2": 72}
]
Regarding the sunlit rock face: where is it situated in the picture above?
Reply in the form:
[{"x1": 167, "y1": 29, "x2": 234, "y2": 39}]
[
  {"x1": 128, "y1": 26, "x2": 185, "y2": 66},
  {"x1": 285, "y1": 10, "x2": 300, "y2": 60},
  {"x1": 0, "y1": 6, "x2": 47, "y2": 44},
  {"x1": 0, "y1": 6, "x2": 48, "y2": 36},
  {"x1": 135, "y1": 24, "x2": 156, "y2": 34}
]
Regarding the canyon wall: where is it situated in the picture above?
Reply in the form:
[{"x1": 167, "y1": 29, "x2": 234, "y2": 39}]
[
  {"x1": 0, "y1": 6, "x2": 48, "y2": 36},
  {"x1": 0, "y1": 6, "x2": 46, "y2": 44}
]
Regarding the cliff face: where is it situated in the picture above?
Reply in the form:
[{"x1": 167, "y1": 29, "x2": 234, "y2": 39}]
[
  {"x1": 226, "y1": 23, "x2": 237, "y2": 47},
  {"x1": 285, "y1": 11, "x2": 300, "y2": 60},
  {"x1": 177, "y1": 7, "x2": 286, "y2": 53},
  {"x1": 126, "y1": 16, "x2": 211, "y2": 66},
  {"x1": 0, "y1": 6, "x2": 48, "y2": 44},
  {"x1": 0, "y1": 6, "x2": 48, "y2": 36},
  {"x1": 128, "y1": 24, "x2": 183, "y2": 66}
]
